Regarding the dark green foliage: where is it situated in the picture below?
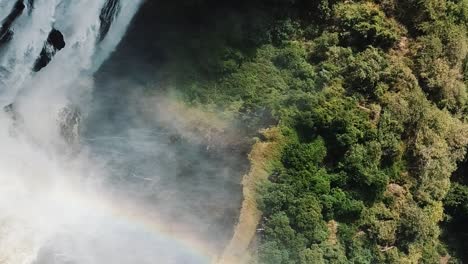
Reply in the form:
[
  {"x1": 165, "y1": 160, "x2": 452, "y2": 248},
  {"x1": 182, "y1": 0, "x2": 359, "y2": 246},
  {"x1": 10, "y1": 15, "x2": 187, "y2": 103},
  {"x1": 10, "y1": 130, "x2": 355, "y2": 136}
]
[
  {"x1": 308, "y1": 32, "x2": 340, "y2": 63},
  {"x1": 258, "y1": 183, "x2": 296, "y2": 216},
  {"x1": 320, "y1": 243, "x2": 348, "y2": 263},
  {"x1": 392, "y1": 0, "x2": 447, "y2": 34},
  {"x1": 258, "y1": 241, "x2": 290, "y2": 264},
  {"x1": 273, "y1": 43, "x2": 317, "y2": 92},
  {"x1": 445, "y1": 183, "x2": 468, "y2": 217},
  {"x1": 148, "y1": 0, "x2": 468, "y2": 262},
  {"x1": 287, "y1": 195, "x2": 328, "y2": 243},
  {"x1": 334, "y1": 2, "x2": 401, "y2": 49},
  {"x1": 412, "y1": 32, "x2": 467, "y2": 112},
  {"x1": 321, "y1": 188, "x2": 365, "y2": 221},
  {"x1": 299, "y1": 245, "x2": 325, "y2": 264},
  {"x1": 443, "y1": 181, "x2": 468, "y2": 262},
  {"x1": 259, "y1": 212, "x2": 309, "y2": 263},
  {"x1": 281, "y1": 138, "x2": 326, "y2": 171},
  {"x1": 378, "y1": 111, "x2": 405, "y2": 166},
  {"x1": 270, "y1": 19, "x2": 303, "y2": 45},
  {"x1": 291, "y1": 89, "x2": 377, "y2": 151},
  {"x1": 342, "y1": 142, "x2": 388, "y2": 201},
  {"x1": 343, "y1": 47, "x2": 390, "y2": 98}
]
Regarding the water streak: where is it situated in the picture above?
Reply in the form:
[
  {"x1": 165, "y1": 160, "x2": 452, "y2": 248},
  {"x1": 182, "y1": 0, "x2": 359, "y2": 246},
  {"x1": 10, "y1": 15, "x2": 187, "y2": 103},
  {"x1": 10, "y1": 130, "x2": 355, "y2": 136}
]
[{"x1": 0, "y1": 1, "x2": 147, "y2": 263}]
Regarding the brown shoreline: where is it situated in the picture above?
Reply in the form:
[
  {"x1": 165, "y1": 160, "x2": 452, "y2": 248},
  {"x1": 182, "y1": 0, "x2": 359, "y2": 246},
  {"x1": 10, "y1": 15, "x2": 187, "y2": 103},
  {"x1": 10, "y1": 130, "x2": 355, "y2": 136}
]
[{"x1": 217, "y1": 127, "x2": 283, "y2": 264}]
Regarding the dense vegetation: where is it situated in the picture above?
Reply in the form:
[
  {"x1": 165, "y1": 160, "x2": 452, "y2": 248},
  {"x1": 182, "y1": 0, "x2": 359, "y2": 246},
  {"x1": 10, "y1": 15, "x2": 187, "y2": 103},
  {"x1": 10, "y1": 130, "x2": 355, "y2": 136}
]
[{"x1": 146, "y1": 0, "x2": 468, "y2": 262}]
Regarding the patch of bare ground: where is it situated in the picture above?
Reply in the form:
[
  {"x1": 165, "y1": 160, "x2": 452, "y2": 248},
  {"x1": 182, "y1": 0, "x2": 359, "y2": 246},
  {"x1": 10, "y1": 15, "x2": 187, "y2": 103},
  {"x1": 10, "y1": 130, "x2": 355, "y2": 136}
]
[{"x1": 217, "y1": 127, "x2": 283, "y2": 264}]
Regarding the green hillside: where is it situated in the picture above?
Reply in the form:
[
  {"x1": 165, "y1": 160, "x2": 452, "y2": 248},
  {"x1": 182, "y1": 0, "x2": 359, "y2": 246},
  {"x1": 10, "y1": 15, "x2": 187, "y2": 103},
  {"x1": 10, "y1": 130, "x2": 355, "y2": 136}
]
[{"x1": 148, "y1": 0, "x2": 468, "y2": 262}]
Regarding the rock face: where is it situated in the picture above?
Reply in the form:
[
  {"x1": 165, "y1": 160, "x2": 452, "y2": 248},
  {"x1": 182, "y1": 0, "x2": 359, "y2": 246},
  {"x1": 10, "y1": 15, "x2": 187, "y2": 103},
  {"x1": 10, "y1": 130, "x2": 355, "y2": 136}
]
[
  {"x1": 98, "y1": 0, "x2": 121, "y2": 42},
  {"x1": 32, "y1": 28, "x2": 65, "y2": 72},
  {"x1": 0, "y1": 0, "x2": 25, "y2": 47},
  {"x1": 0, "y1": 30, "x2": 13, "y2": 47}
]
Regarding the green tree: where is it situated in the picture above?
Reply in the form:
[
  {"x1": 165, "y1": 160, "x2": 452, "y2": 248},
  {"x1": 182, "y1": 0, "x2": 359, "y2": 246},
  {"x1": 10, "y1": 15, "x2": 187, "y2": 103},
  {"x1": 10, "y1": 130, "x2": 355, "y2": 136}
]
[
  {"x1": 334, "y1": 2, "x2": 401, "y2": 49},
  {"x1": 287, "y1": 195, "x2": 328, "y2": 243}
]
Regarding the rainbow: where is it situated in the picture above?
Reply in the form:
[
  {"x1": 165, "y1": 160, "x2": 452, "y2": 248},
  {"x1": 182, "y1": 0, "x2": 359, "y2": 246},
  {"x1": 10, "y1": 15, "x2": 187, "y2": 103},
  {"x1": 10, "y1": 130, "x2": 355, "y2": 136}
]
[{"x1": 54, "y1": 187, "x2": 218, "y2": 264}]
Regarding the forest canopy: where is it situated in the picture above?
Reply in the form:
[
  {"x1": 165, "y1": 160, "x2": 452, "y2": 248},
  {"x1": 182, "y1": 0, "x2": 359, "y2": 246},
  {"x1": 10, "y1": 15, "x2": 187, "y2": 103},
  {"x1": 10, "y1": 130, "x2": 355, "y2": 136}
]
[{"x1": 146, "y1": 0, "x2": 468, "y2": 262}]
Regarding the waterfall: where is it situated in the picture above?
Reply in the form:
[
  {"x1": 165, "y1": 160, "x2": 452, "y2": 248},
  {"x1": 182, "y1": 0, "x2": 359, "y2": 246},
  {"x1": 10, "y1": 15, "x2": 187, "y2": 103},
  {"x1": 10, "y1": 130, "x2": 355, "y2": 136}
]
[
  {"x1": 0, "y1": 0, "x2": 143, "y2": 152},
  {"x1": 0, "y1": 0, "x2": 141, "y2": 105},
  {"x1": 0, "y1": 1, "x2": 144, "y2": 263}
]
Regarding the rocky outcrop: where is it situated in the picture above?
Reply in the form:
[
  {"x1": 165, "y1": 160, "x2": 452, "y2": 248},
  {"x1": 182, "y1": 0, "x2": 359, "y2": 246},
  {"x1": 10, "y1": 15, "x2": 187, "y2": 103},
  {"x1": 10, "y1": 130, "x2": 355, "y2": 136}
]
[
  {"x1": 98, "y1": 0, "x2": 121, "y2": 42},
  {"x1": 32, "y1": 28, "x2": 65, "y2": 72},
  {"x1": 0, "y1": 30, "x2": 13, "y2": 47},
  {"x1": 0, "y1": 0, "x2": 25, "y2": 47}
]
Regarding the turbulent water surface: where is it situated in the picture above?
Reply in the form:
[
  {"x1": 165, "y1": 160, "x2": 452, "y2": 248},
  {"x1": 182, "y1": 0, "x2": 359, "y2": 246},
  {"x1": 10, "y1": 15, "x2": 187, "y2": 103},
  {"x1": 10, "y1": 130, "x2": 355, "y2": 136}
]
[{"x1": 0, "y1": 1, "x2": 244, "y2": 263}]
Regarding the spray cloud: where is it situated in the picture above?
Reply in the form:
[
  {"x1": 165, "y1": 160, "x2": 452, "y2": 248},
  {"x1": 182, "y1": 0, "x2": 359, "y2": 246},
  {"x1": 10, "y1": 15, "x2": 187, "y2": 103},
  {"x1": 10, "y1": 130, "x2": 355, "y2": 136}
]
[{"x1": 0, "y1": 1, "x2": 247, "y2": 263}]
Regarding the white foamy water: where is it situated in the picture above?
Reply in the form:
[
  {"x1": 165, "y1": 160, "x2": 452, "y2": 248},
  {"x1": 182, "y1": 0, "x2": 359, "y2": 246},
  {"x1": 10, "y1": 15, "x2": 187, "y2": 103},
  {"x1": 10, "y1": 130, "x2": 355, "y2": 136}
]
[
  {"x1": 0, "y1": 1, "x2": 189, "y2": 263},
  {"x1": 0, "y1": 0, "x2": 141, "y2": 104}
]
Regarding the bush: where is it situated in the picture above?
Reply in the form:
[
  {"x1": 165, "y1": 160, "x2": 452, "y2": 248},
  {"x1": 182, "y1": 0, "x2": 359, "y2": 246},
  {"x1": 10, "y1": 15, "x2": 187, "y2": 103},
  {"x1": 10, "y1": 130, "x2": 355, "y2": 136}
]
[
  {"x1": 287, "y1": 194, "x2": 329, "y2": 243},
  {"x1": 322, "y1": 188, "x2": 365, "y2": 221},
  {"x1": 281, "y1": 137, "x2": 327, "y2": 172},
  {"x1": 343, "y1": 47, "x2": 390, "y2": 98},
  {"x1": 342, "y1": 142, "x2": 388, "y2": 201},
  {"x1": 259, "y1": 183, "x2": 296, "y2": 216},
  {"x1": 334, "y1": 2, "x2": 401, "y2": 49}
]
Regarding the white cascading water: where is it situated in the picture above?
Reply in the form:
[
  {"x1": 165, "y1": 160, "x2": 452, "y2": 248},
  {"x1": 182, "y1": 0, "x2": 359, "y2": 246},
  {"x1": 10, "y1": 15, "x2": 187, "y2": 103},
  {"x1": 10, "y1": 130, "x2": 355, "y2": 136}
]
[
  {"x1": 0, "y1": 1, "x2": 211, "y2": 264},
  {"x1": 0, "y1": 0, "x2": 141, "y2": 105}
]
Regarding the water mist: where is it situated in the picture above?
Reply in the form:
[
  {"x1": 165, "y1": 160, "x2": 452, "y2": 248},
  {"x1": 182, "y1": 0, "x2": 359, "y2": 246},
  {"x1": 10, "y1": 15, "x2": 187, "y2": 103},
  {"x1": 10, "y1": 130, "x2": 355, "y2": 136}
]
[{"x1": 0, "y1": 1, "x2": 211, "y2": 263}]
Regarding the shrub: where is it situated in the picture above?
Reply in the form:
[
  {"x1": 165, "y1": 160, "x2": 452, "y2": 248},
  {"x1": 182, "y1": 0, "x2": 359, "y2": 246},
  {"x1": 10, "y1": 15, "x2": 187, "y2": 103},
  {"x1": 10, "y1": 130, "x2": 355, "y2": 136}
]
[{"x1": 334, "y1": 2, "x2": 401, "y2": 49}]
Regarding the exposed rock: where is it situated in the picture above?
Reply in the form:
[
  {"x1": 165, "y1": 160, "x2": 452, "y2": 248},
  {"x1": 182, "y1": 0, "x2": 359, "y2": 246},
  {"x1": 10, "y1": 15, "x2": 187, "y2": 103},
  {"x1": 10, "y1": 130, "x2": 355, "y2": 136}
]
[
  {"x1": 98, "y1": 0, "x2": 121, "y2": 42},
  {"x1": 47, "y1": 29, "x2": 65, "y2": 50},
  {"x1": 0, "y1": 0, "x2": 25, "y2": 47},
  {"x1": 32, "y1": 28, "x2": 65, "y2": 72},
  {"x1": 0, "y1": 30, "x2": 13, "y2": 46}
]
